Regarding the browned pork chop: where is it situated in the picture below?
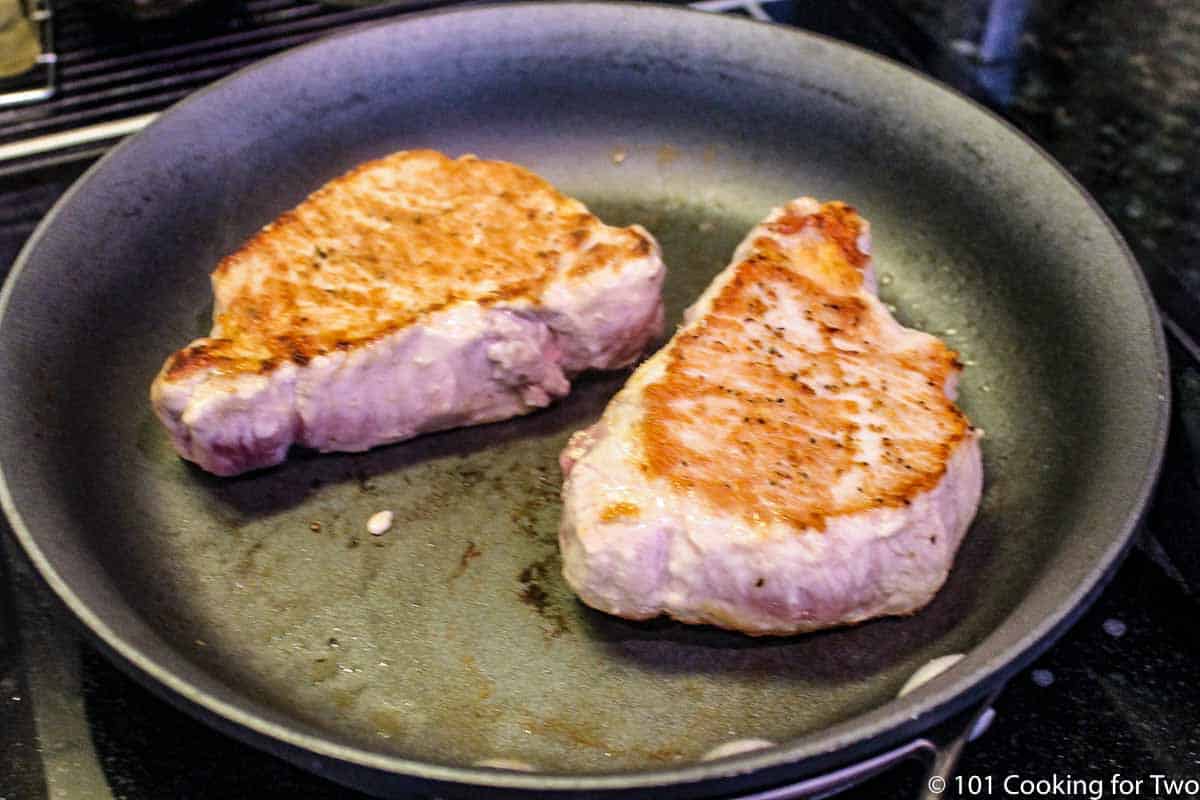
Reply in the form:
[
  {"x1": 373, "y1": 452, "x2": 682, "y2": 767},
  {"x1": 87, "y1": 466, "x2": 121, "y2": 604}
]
[
  {"x1": 152, "y1": 150, "x2": 665, "y2": 475},
  {"x1": 559, "y1": 199, "x2": 982, "y2": 635}
]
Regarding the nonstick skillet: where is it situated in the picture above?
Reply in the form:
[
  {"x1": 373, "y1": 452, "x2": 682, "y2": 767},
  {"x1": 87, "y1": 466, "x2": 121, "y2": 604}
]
[{"x1": 0, "y1": 3, "x2": 1168, "y2": 797}]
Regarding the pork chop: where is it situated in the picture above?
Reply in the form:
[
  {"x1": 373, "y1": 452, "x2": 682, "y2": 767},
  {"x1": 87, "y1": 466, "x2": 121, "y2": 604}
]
[
  {"x1": 152, "y1": 150, "x2": 665, "y2": 475},
  {"x1": 558, "y1": 199, "x2": 982, "y2": 635}
]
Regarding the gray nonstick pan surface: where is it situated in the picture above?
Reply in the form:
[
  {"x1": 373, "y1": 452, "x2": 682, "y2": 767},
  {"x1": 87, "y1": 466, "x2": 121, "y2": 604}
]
[{"x1": 0, "y1": 3, "x2": 1168, "y2": 798}]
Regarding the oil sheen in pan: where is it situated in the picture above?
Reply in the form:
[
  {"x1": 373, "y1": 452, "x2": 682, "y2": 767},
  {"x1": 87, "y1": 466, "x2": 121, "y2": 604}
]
[
  {"x1": 117, "y1": 173, "x2": 1035, "y2": 771},
  {"x1": 0, "y1": 4, "x2": 1166, "y2": 792}
]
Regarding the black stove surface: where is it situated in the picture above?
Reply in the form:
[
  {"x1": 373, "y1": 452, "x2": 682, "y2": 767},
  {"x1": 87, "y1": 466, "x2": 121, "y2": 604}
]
[{"x1": 2, "y1": 1, "x2": 1199, "y2": 798}]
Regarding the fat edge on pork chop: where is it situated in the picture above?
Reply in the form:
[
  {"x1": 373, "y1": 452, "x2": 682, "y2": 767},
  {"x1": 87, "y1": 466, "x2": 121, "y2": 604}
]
[
  {"x1": 559, "y1": 199, "x2": 983, "y2": 636},
  {"x1": 151, "y1": 150, "x2": 666, "y2": 476}
]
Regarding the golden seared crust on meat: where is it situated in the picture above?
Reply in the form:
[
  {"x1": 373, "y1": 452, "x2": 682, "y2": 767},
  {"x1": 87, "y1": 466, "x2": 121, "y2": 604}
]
[
  {"x1": 163, "y1": 150, "x2": 653, "y2": 380},
  {"x1": 638, "y1": 202, "x2": 970, "y2": 531}
]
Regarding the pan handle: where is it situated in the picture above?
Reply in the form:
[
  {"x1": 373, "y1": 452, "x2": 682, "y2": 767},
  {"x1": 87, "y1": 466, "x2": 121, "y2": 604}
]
[
  {"x1": 727, "y1": 691, "x2": 1000, "y2": 800},
  {"x1": 913, "y1": 698, "x2": 999, "y2": 800}
]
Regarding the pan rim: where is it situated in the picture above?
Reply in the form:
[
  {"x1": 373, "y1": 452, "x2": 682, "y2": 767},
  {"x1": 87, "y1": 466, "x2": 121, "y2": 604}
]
[{"x1": 0, "y1": 1, "x2": 1170, "y2": 793}]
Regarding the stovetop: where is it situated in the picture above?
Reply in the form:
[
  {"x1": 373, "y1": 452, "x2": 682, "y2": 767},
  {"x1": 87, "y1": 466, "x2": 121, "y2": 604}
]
[{"x1": 2, "y1": 1, "x2": 1199, "y2": 798}]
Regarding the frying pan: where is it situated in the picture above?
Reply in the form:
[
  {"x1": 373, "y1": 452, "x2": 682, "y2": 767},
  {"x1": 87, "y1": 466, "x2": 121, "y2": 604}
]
[{"x1": 0, "y1": 3, "x2": 1168, "y2": 797}]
